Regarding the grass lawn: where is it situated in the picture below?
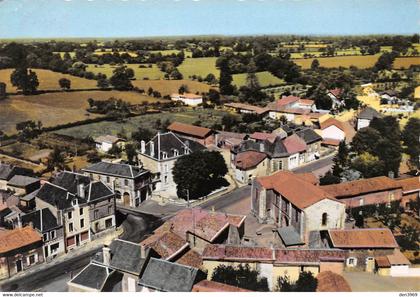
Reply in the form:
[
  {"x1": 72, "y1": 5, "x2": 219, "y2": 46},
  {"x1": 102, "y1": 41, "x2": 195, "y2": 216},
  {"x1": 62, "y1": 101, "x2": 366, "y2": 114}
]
[
  {"x1": 55, "y1": 109, "x2": 230, "y2": 139},
  {"x1": 0, "y1": 90, "x2": 162, "y2": 134},
  {"x1": 0, "y1": 68, "x2": 98, "y2": 92},
  {"x1": 293, "y1": 54, "x2": 381, "y2": 69},
  {"x1": 0, "y1": 154, "x2": 45, "y2": 173},
  {"x1": 131, "y1": 79, "x2": 213, "y2": 96},
  {"x1": 232, "y1": 71, "x2": 285, "y2": 87},
  {"x1": 86, "y1": 64, "x2": 165, "y2": 80},
  {"x1": 178, "y1": 57, "x2": 219, "y2": 79}
]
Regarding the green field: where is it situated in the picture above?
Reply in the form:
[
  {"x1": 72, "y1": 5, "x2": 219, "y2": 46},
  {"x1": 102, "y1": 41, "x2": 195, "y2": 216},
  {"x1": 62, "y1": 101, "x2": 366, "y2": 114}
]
[
  {"x1": 232, "y1": 71, "x2": 285, "y2": 87},
  {"x1": 178, "y1": 57, "x2": 219, "y2": 79},
  {"x1": 86, "y1": 64, "x2": 164, "y2": 80},
  {"x1": 55, "y1": 109, "x2": 230, "y2": 139}
]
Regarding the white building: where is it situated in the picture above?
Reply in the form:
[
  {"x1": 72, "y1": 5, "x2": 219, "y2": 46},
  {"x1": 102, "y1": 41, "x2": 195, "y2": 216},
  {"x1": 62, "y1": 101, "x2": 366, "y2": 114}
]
[
  {"x1": 356, "y1": 107, "x2": 382, "y2": 130},
  {"x1": 170, "y1": 93, "x2": 203, "y2": 106},
  {"x1": 94, "y1": 135, "x2": 125, "y2": 153}
]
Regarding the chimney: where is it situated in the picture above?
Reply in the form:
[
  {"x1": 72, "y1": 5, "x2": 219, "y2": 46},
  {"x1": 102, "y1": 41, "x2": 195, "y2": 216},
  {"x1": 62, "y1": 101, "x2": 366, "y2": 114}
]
[
  {"x1": 77, "y1": 183, "x2": 85, "y2": 198},
  {"x1": 17, "y1": 213, "x2": 22, "y2": 228},
  {"x1": 103, "y1": 246, "x2": 111, "y2": 266},
  {"x1": 140, "y1": 244, "x2": 146, "y2": 258},
  {"x1": 270, "y1": 243, "x2": 275, "y2": 260},
  {"x1": 140, "y1": 140, "x2": 146, "y2": 154},
  {"x1": 259, "y1": 142, "x2": 265, "y2": 152},
  {"x1": 150, "y1": 141, "x2": 155, "y2": 157}
]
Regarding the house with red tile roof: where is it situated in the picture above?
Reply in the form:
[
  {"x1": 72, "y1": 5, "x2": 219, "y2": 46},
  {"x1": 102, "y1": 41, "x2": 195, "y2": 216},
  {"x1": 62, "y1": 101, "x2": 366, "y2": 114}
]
[
  {"x1": 232, "y1": 151, "x2": 268, "y2": 184},
  {"x1": 395, "y1": 177, "x2": 420, "y2": 209},
  {"x1": 266, "y1": 95, "x2": 317, "y2": 121},
  {"x1": 224, "y1": 102, "x2": 268, "y2": 116},
  {"x1": 167, "y1": 122, "x2": 215, "y2": 147},
  {"x1": 327, "y1": 88, "x2": 345, "y2": 109},
  {"x1": 319, "y1": 118, "x2": 356, "y2": 145},
  {"x1": 140, "y1": 208, "x2": 246, "y2": 259},
  {"x1": 201, "y1": 244, "x2": 347, "y2": 290},
  {"x1": 251, "y1": 171, "x2": 346, "y2": 247},
  {"x1": 320, "y1": 176, "x2": 403, "y2": 208},
  {"x1": 320, "y1": 228, "x2": 405, "y2": 272},
  {"x1": 0, "y1": 226, "x2": 44, "y2": 280}
]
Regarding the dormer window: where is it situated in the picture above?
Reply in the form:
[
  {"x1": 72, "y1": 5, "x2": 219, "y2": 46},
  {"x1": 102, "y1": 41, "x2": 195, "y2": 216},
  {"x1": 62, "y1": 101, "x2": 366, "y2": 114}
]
[
  {"x1": 162, "y1": 152, "x2": 168, "y2": 159},
  {"x1": 72, "y1": 199, "x2": 78, "y2": 207},
  {"x1": 184, "y1": 147, "x2": 189, "y2": 155},
  {"x1": 173, "y1": 149, "x2": 179, "y2": 157}
]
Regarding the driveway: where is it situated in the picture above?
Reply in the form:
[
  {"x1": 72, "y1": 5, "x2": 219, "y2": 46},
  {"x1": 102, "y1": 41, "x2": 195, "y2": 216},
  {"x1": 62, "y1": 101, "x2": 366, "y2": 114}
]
[{"x1": 343, "y1": 271, "x2": 420, "y2": 292}]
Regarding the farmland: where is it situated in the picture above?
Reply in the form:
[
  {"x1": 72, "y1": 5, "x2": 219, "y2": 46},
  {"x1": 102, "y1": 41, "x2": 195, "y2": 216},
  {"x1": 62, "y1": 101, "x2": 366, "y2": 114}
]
[
  {"x1": 232, "y1": 71, "x2": 285, "y2": 87},
  {"x1": 0, "y1": 68, "x2": 98, "y2": 92},
  {"x1": 86, "y1": 64, "x2": 165, "y2": 80},
  {"x1": 131, "y1": 79, "x2": 213, "y2": 96},
  {"x1": 393, "y1": 57, "x2": 420, "y2": 69},
  {"x1": 55, "y1": 109, "x2": 230, "y2": 139},
  {"x1": 293, "y1": 54, "x2": 381, "y2": 69},
  {"x1": 178, "y1": 57, "x2": 219, "y2": 79},
  {"x1": 0, "y1": 90, "x2": 163, "y2": 134}
]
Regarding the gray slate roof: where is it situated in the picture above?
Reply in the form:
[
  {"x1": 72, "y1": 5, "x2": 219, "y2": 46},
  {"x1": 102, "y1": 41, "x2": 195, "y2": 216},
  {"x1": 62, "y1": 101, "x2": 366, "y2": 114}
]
[
  {"x1": 36, "y1": 183, "x2": 78, "y2": 210},
  {"x1": 52, "y1": 171, "x2": 90, "y2": 195},
  {"x1": 7, "y1": 175, "x2": 39, "y2": 187},
  {"x1": 142, "y1": 132, "x2": 205, "y2": 160},
  {"x1": 278, "y1": 226, "x2": 304, "y2": 247},
  {"x1": 21, "y1": 208, "x2": 59, "y2": 232},
  {"x1": 139, "y1": 258, "x2": 203, "y2": 292},
  {"x1": 232, "y1": 138, "x2": 289, "y2": 158},
  {"x1": 295, "y1": 128, "x2": 322, "y2": 144},
  {"x1": 0, "y1": 164, "x2": 32, "y2": 181},
  {"x1": 70, "y1": 263, "x2": 121, "y2": 291},
  {"x1": 108, "y1": 239, "x2": 148, "y2": 275},
  {"x1": 358, "y1": 107, "x2": 382, "y2": 120},
  {"x1": 84, "y1": 162, "x2": 148, "y2": 178}
]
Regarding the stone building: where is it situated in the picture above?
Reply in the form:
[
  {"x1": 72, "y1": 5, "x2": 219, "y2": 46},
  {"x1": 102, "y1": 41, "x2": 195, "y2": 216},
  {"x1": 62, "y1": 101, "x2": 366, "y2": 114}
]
[{"x1": 83, "y1": 161, "x2": 153, "y2": 208}]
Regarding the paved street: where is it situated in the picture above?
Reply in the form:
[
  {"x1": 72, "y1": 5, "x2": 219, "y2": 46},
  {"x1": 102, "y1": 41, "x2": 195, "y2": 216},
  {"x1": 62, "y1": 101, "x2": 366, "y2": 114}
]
[
  {"x1": 292, "y1": 155, "x2": 335, "y2": 177},
  {"x1": 343, "y1": 271, "x2": 420, "y2": 292}
]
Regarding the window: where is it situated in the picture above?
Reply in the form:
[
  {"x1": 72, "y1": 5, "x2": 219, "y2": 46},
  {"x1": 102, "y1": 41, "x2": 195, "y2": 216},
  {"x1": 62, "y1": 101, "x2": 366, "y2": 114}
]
[
  {"x1": 43, "y1": 233, "x2": 48, "y2": 241},
  {"x1": 173, "y1": 149, "x2": 179, "y2": 157},
  {"x1": 80, "y1": 219, "x2": 84, "y2": 228},
  {"x1": 94, "y1": 209, "x2": 99, "y2": 220},
  {"x1": 27, "y1": 254, "x2": 36, "y2": 265},
  {"x1": 108, "y1": 205, "x2": 113, "y2": 214},
  {"x1": 72, "y1": 199, "x2": 78, "y2": 207},
  {"x1": 347, "y1": 257, "x2": 357, "y2": 267},
  {"x1": 162, "y1": 152, "x2": 168, "y2": 159},
  {"x1": 359, "y1": 198, "x2": 364, "y2": 206},
  {"x1": 106, "y1": 176, "x2": 110, "y2": 183},
  {"x1": 50, "y1": 243, "x2": 59, "y2": 255},
  {"x1": 68, "y1": 211, "x2": 72, "y2": 220},
  {"x1": 68, "y1": 222, "x2": 73, "y2": 232},
  {"x1": 105, "y1": 218, "x2": 113, "y2": 228},
  {"x1": 50, "y1": 230, "x2": 56, "y2": 240},
  {"x1": 322, "y1": 213, "x2": 328, "y2": 226},
  {"x1": 124, "y1": 179, "x2": 128, "y2": 186},
  {"x1": 278, "y1": 160, "x2": 283, "y2": 170},
  {"x1": 79, "y1": 208, "x2": 84, "y2": 215},
  {"x1": 295, "y1": 211, "x2": 299, "y2": 223}
]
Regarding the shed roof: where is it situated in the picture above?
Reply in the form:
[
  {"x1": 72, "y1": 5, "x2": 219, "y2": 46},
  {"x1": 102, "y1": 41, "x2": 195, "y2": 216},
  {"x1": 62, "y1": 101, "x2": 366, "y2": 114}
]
[{"x1": 168, "y1": 122, "x2": 213, "y2": 139}]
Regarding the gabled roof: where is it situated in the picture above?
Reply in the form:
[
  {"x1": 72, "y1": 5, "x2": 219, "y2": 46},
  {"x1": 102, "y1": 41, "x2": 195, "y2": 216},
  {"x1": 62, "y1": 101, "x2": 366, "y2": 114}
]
[
  {"x1": 171, "y1": 93, "x2": 202, "y2": 99},
  {"x1": 7, "y1": 175, "x2": 39, "y2": 187},
  {"x1": 358, "y1": 107, "x2": 382, "y2": 120},
  {"x1": 283, "y1": 134, "x2": 307, "y2": 154},
  {"x1": 148, "y1": 231, "x2": 189, "y2": 260},
  {"x1": 320, "y1": 176, "x2": 401, "y2": 199},
  {"x1": 257, "y1": 171, "x2": 338, "y2": 210},
  {"x1": 86, "y1": 181, "x2": 114, "y2": 202},
  {"x1": 234, "y1": 151, "x2": 267, "y2": 170},
  {"x1": 69, "y1": 262, "x2": 120, "y2": 291},
  {"x1": 328, "y1": 228, "x2": 399, "y2": 249},
  {"x1": 0, "y1": 164, "x2": 32, "y2": 181},
  {"x1": 94, "y1": 135, "x2": 122, "y2": 145},
  {"x1": 232, "y1": 138, "x2": 289, "y2": 158},
  {"x1": 107, "y1": 239, "x2": 149, "y2": 275},
  {"x1": 142, "y1": 132, "x2": 205, "y2": 160},
  {"x1": 168, "y1": 122, "x2": 213, "y2": 139},
  {"x1": 202, "y1": 245, "x2": 347, "y2": 264},
  {"x1": 250, "y1": 132, "x2": 277, "y2": 143},
  {"x1": 395, "y1": 177, "x2": 420, "y2": 193},
  {"x1": 36, "y1": 182, "x2": 78, "y2": 210},
  {"x1": 295, "y1": 128, "x2": 322, "y2": 144},
  {"x1": 139, "y1": 258, "x2": 202, "y2": 292},
  {"x1": 176, "y1": 249, "x2": 203, "y2": 269},
  {"x1": 224, "y1": 102, "x2": 268, "y2": 115},
  {"x1": 84, "y1": 162, "x2": 149, "y2": 179},
  {"x1": 52, "y1": 171, "x2": 91, "y2": 195},
  {"x1": 21, "y1": 208, "x2": 59, "y2": 232},
  {"x1": 0, "y1": 226, "x2": 42, "y2": 254},
  {"x1": 320, "y1": 118, "x2": 346, "y2": 131},
  {"x1": 328, "y1": 88, "x2": 343, "y2": 98}
]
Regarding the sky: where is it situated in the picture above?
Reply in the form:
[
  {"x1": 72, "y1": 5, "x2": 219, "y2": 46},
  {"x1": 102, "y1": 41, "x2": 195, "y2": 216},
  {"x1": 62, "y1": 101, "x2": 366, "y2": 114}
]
[{"x1": 0, "y1": 0, "x2": 418, "y2": 39}]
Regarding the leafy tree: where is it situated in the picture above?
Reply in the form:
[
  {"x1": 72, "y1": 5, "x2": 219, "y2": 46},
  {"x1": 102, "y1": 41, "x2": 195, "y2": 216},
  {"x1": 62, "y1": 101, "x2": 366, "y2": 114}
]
[
  {"x1": 108, "y1": 144, "x2": 122, "y2": 157},
  {"x1": 47, "y1": 146, "x2": 65, "y2": 171},
  {"x1": 178, "y1": 84, "x2": 189, "y2": 94},
  {"x1": 97, "y1": 78, "x2": 109, "y2": 89},
  {"x1": 351, "y1": 152, "x2": 385, "y2": 178},
  {"x1": 218, "y1": 57, "x2": 234, "y2": 95},
  {"x1": 211, "y1": 264, "x2": 269, "y2": 292},
  {"x1": 124, "y1": 143, "x2": 137, "y2": 165},
  {"x1": 59, "y1": 78, "x2": 71, "y2": 90},
  {"x1": 173, "y1": 150, "x2": 227, "y2": 200},
  {"x1": 204, "y1": 73, "x2": 217, "y2": 85},
  {"x1": 109, "y1": 66, "x2": 133, "y2": 90},
  {"x1": 310, "y1": 59, "x2": 320, "y2": 70},
  {"x1": 319, "y1": 170, "x2": 341, "y2": 185},
  {"x1": 373, "y1": 51, "x2": 398, "y2": 72},
  {"x1": 402, "y1": 118, "x2": 420, "y2": 170},
  {"x1": 320, "y1": 141, "x2": 350, "y2": 184},
  {"x1": 207, "y1": 89, "x2": 221, "y2": 105},
  {"x1": 16, "y1": 120, "x2": 42, "y2": 142},
  {"x1": 131, "y1": 127, "x2": 154, "y2": 144},
  {"x1": 277, "y1": 271, "x2": 317, "y2": 292},
  {"x1": 169, "y1": 68, "x2": 183, "y2": 80},
  {"x1": 11, "y1": 68, "x2": 39, "y2": 94},
  {"x1": 351, "y1": 127, "x2": 382, "y2": 155},
  {"x1": 221, "y1": 114, "x2": 238, "y2": 131}
]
